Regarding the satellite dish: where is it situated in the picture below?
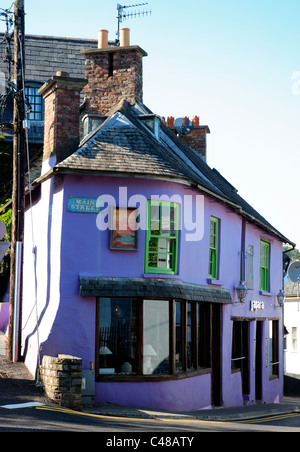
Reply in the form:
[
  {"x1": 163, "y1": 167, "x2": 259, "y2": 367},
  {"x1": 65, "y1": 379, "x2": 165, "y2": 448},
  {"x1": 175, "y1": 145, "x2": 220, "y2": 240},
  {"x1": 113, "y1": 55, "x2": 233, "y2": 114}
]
[
  {"x1": 174, "y1": 117, "x2": 194, "y2": 136},
  {"x1": 288, "y1": 261, "x2": 300, "y2": 282}
]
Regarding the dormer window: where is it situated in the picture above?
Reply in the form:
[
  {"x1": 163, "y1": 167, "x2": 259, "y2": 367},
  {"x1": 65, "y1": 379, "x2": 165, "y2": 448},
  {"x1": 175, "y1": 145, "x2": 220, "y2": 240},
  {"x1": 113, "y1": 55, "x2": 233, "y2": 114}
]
[
  {"x1": 139, "y1": 114, "x2": 161, "y2": 138},
  {"x1": 82, "y1": 114, "x2": 107, "y2": 138}
]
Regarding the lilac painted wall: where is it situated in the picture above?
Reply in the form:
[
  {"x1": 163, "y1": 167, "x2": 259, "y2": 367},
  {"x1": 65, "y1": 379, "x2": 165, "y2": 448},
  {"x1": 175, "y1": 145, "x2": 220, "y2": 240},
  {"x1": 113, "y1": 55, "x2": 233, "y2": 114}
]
[
  {"x1": 21, "y1": 173, "x2": 284, "y2": 410},
  {"x1": 95, "y1": 373, "x2": 212, "y2": 412}
]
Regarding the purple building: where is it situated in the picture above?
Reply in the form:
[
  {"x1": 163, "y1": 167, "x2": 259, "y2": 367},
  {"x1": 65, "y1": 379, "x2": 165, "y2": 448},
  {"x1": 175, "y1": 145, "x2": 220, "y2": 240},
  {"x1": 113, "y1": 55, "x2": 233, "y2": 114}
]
[{"x1": 19, "y1": 30, "x2": 294, "y2": 411}]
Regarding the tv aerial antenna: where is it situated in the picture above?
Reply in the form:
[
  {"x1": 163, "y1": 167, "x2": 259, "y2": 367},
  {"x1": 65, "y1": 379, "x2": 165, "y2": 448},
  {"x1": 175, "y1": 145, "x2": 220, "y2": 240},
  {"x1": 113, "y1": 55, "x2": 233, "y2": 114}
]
[{"x1": 116, "y1": 3, "x2": 151, "y2": 44}]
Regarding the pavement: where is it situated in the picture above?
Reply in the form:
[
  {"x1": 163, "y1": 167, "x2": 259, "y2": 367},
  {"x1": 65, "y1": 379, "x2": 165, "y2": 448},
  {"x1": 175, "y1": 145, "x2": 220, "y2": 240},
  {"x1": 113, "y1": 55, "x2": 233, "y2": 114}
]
[{"x1": 1, "y1": 331, "x2": 300, "y2": 421}]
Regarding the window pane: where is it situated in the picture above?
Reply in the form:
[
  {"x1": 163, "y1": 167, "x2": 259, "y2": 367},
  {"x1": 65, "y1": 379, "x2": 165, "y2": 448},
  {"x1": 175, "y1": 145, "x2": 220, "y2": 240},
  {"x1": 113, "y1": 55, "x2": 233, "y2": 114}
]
[
  {"x1": 161, "y1": 221, "x2": 170, "y2": 236},
  {"x1": 269, "y1": 320, "x2": 279, "y2": 377},
  {"x1": 198, "y1": 303, "x2": 211, "y2": 368},
  {"x1": 143, "y1": 300, "x2": 169, "y2": 375},
  {"x1": 158, "y1": 238, "x2": 167, "y2": 252},
  {"x1": 151, "y1": 205, "x2": 159, "y2": 221},
  {"x1": 292, "y1": 327, "x2": 297, "y2": 352},
  {"x1": 166, "y1": 253, "x2": 173, "y2": 269},
  {"x1": 151, "y1": 220, "x2": 160, "y2": 235},
  {"x1": 187, "y1": 303, "x2": 195, "y2": 369},
  {"x1": 25, "y1": 84, "x2": 44, "y2": 120},
  {"x1": 99, "y1": 298, "x2": 138, "y2": 375},
  {"x1": 175, "y1": 302, "x2": 183, "y2": 371},
  {"x1": 149, "y1": 237, "x2": 158, "y2": 252},
  {"x1": 158, "y1": 254, "x2": 167, "y2": 268},
  {"x1": 148, "y1": 253, "x2": 157, "y2": 267},
  {"x1": 161, "y1": 204, "x2": 170, "y2": 222},
  {"x1": 246, "y1": 245, "x2": 254, "y2": 290}
]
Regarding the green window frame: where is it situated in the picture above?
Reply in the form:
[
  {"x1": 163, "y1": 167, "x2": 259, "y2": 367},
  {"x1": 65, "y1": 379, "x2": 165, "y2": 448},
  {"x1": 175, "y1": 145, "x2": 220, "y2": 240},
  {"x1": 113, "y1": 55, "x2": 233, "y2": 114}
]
[
  {"x1": 209, "y1": 217, "x2": 219, "y2": 279},
  {"x1": 145, "y1": 201, "x2": 179, "y2": 274},
  {"x1": 260, "y1": 240, "x2": 270, "y2": 292}
]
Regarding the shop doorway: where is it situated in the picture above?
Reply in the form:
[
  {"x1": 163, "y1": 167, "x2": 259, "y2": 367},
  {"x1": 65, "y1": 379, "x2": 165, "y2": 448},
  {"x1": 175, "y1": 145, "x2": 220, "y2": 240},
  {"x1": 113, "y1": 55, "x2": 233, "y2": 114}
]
[
  {"x1": 231, "y1": 320, "x2": 250, "y2": 396},
  {"x1": 211, "y1": 304, "x2": 222, "y2": 406},
  {"x1": 255, "y1": 321, "x2": 263, "y2": 401}
]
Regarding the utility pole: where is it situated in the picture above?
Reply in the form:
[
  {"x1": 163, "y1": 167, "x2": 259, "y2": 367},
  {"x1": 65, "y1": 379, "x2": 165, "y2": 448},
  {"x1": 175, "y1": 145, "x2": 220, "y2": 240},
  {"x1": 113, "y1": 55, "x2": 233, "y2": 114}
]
[{"x1": 7, "y1": 0, "x2": 25, "y2": 363}]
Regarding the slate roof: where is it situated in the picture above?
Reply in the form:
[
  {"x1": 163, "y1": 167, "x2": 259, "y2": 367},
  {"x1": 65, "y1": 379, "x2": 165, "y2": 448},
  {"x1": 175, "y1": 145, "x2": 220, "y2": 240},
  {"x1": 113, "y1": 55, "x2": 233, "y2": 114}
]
[
  {"x1": 285, "y1": 280, "x2": 300, "y2": 298},
  {"x1": 56, "y1": 99, "x2": 224, "y2": 197},
  {"x1": 80, "y1": 277, "x2": 233, "y2": 304},
  {"x1": 53, "y1": 98, "x2": 293, "y2": 245}
]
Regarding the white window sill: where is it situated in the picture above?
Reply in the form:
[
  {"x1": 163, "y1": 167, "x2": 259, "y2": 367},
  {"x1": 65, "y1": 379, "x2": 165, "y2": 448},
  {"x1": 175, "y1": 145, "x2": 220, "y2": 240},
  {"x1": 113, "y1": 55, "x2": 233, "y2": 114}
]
[{"x1": 207, "y1": 278, "x2": 223, "y2": 286}]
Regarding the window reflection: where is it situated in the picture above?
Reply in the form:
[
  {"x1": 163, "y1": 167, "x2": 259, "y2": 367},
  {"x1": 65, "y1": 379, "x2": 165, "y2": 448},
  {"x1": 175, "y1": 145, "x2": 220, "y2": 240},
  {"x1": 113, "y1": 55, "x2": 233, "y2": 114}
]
[
  {"x1": 99, "y1": 298, "x2": 138, "y2": 375},
  {"x1": 143, "y1": 300, "x2": 169, "y2": 374},
  {"x1": 175, "y1": 302, "x2": 183, "y2": 371}
]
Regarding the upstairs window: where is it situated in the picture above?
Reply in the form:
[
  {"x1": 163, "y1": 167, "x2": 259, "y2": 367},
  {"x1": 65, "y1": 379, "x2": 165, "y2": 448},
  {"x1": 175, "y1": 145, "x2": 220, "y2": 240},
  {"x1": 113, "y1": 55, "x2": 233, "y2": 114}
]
[
  {"x1": 25, "y1": 82, "x2": 44, "y2": 121},
  {"x1": 209, "y1": 216, "x2": 219, "y2": 279},
  {"x1": 145, "y1": 201, "x2": 179, "y2": 274},
  {"x1": 246, "y1": 245, "x2": 254, "y2": 290},
  {"x1": 260, "y1": 240, "x2": 270, "y2": 292}
]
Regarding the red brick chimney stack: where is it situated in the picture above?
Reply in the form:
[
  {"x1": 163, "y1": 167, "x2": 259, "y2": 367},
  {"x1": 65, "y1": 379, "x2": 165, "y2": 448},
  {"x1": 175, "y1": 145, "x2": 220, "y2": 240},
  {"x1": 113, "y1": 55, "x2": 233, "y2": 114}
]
[
  {"x1": 39, "y1": 71, "x2": 87, "y2": 166},
  {"x1": 165, "y1": 115, "x2": 210, "y2": 160},
  {"x1": 81, "y1": 28, "x2": 148, "y2": 116}
]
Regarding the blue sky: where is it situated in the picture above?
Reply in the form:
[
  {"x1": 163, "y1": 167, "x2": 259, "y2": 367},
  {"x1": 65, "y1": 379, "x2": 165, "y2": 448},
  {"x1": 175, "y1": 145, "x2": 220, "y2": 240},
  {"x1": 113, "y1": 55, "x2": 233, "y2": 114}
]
[{"x1": 2, "y1": 0, "x2": 300, "y2": 248}]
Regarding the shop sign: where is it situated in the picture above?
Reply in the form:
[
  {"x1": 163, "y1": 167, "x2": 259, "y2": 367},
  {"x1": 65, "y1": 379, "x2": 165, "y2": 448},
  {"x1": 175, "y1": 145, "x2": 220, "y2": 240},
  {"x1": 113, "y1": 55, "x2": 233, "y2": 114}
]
[
  {"x1": 250, "y1": 300, "x2": 265, "y2": 311},
  {"x1": 68, "y1": 197, "x2": 103, "y2": 214}
]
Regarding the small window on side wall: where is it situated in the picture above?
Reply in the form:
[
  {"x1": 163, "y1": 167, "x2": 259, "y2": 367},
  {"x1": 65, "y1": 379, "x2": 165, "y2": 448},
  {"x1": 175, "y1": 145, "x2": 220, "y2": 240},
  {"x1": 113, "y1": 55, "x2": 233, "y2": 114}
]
[
  {"x1": 260, "y1": 240, "x2": 270, "y2": 292},
  {"x1": 246, "y1": 245, "x2": 254, "y2": 290},
  {"x1": 209, "y1": 216, "x2": 219, "y2": 279}
]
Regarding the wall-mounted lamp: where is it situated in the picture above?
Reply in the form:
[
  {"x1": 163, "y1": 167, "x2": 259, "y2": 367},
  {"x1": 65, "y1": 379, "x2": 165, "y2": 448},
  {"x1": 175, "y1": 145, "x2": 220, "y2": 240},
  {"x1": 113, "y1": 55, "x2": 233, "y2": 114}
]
[
  {"x1": 275, "y1": 289, "x2": 285, "y2": 309},
  {"x1": 235, "y1": 281, "x2": 248, "y2": 304}
]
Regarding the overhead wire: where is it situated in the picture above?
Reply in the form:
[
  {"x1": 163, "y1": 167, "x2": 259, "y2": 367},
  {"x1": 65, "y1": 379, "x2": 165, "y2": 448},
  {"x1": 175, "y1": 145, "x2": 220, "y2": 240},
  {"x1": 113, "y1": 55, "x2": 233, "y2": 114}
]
[{"x1": 0, "y1": 3, "x2": 14, "y2": 131}]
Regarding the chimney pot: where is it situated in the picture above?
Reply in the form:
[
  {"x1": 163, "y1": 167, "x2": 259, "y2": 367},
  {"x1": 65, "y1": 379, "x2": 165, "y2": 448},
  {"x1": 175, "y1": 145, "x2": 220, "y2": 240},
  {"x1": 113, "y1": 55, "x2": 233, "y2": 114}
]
[
  {"x1": 192, "y1": 116, "x2": 200, "y2": 126},
  {"x1": 56, "y1": 71, "x2": 69, "y2": 77},
  {"x1": 120, "y1": 28, "x2": 130, "y2": 47},
  {"x1": 98, "y1": 29, "x2": 109, "y2": 49},
  {"x1": 167, "y1": 116, "x2": 175, "y2": 128}
]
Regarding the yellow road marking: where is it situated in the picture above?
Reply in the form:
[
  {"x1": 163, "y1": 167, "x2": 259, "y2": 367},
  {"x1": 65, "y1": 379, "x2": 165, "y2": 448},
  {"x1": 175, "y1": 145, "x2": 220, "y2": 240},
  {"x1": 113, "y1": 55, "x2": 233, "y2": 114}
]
[
  {"x1": 235, "y1": 413, "x2": 300, "y2": 424},
  {"x1": 35, "y1": 405, "x2": 300, "y2": 426},
  {"x1": 35, "y1": 405, "x2": 226, "y2": 424}
]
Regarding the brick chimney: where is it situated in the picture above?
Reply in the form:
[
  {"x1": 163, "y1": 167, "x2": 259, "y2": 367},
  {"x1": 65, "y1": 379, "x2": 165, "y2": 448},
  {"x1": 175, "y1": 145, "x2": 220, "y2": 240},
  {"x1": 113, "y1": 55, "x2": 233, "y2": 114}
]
[
  {"x1": 38, "y1": 71, "x2": 87, "y2": 168},
  {"x1": 164, "y1": 115, "x2": 210, "y2": 160},
  {"x1": 81, "y1": 28, "x2": 148, "y2": 116}
]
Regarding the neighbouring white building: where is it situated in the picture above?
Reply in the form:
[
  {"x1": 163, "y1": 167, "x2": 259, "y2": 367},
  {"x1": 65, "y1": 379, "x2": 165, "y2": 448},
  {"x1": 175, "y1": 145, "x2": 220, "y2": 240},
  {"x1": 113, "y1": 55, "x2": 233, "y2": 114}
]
[{"x1": 284, "y1": 280, "x2": 300, "y2": 377}]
